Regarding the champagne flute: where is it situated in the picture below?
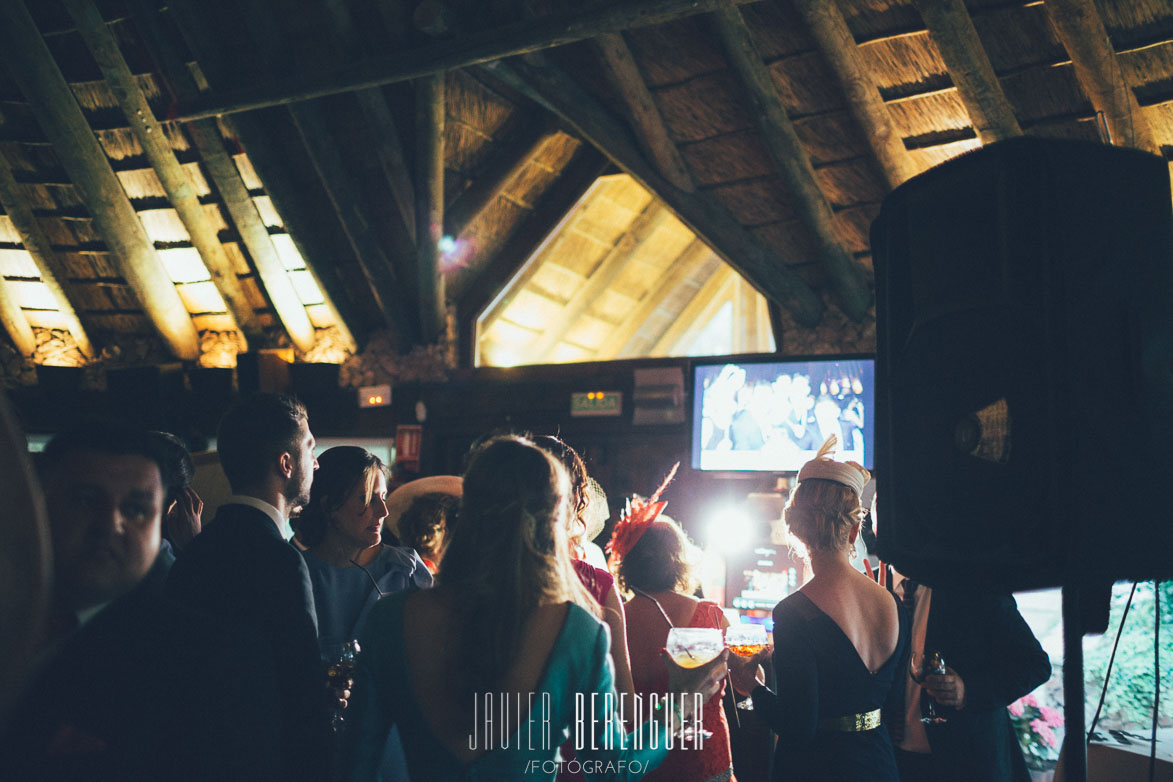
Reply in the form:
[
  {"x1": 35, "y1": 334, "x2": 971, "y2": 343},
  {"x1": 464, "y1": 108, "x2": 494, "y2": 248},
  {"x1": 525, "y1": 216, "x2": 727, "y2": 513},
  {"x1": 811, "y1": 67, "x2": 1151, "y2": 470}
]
[
  {"x1": 323, "y1": 639, "x2": 361, "y2": 732},
  {"x1": 665, "y1": 628, "x2": 723, "y2": 740},
  {"x1": 725, "y1": 624, "x2": 769, "y2": 711},
  {"x1": 909, "y1": 649, "x2": 949, "y2": 724}
]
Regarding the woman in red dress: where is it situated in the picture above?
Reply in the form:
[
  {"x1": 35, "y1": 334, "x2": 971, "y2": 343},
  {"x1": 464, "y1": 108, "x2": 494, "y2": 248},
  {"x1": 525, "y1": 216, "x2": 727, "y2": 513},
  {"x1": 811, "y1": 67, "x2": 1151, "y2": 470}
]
[{"x1": 612, "y1": 482, "x2": 736, "y2": 782}]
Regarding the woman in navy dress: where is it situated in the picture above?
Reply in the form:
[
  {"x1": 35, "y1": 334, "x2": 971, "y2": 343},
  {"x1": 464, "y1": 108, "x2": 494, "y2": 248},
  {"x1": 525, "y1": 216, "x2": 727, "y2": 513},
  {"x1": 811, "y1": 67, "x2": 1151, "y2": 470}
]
[{"x1": 730, "y1": 436, "x2": 909, "y2": 781}]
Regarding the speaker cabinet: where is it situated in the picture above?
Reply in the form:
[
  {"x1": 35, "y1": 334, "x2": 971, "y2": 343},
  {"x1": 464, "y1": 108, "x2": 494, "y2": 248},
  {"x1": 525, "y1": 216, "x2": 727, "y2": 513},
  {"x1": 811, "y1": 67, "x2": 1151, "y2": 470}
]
[{"x1": 873, "y1": 138, "x2": 1173, "y2": 592}]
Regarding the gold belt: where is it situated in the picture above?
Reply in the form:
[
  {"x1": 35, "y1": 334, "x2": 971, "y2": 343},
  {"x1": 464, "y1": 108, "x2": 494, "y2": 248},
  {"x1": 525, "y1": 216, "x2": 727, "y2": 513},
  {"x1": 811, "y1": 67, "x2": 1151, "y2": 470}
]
[{"x1": 818, "y1": 708, "x2": 882, "y2": 732}]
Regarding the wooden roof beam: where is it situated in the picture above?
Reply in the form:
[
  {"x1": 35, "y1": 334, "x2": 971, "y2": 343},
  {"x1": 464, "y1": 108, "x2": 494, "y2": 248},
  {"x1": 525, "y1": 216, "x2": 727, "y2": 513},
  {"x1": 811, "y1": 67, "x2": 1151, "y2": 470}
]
[
  {"x1": 0, "y1": 284, "x2": 36, "y2": 357},
  {"x1": 591, "y1": 32, "x2": 695, "y2": 192},
  {"x1": 0, "y1": 0, "x2": 199, "y2": 360},
  {"x1": 792, "y1": 0, "x2": 920, "y2": 189},
  {"x1": 909, "y1": 0, "x2": 1022, "y2": 143},
  {"x1": 444, "y1": 113, "x2": 556, "y2": 238},
  {"x1": 651, "y1": 265, "x2": 734, "y2": 355},
  {"x1": 416, "y1": 74, "x2": 446, "y2": 345},
  {"x1": 175, "y1": 0, "x2": 762, "y2": 122},
  {"x1": 712, "y1": 7, "x2": 870, "y2": 322},
  {"x1": 322, "y1": 0, "x2": 417, "y2": 246},
  {"x1": 0, "y1": 152, "x2": 95, "y2": 357},
  {"x1": 128, "y1": 0, "x2": 340, "y2": 353},
  {"x1": 595, "y1": 238, "x2": 714, "y2": 359},
  {"x1": 1042, "y1": 0, "x2": 1160, "y2": 155},
  {"x1": 487, "y1": 58, "x2": 825, "y2": 327},
  {"x1": 64, "y1": 0, "x2": 251, "y2": 352},
  {"x1": 290, "y1": 102, "x2": 416, "y2": 342},
  {"x1": 457, "y1": 145, "x2": 609, "y2": 367},
  {"x1": 529, "y1": 202, "x2": 671, "y2": 362}
]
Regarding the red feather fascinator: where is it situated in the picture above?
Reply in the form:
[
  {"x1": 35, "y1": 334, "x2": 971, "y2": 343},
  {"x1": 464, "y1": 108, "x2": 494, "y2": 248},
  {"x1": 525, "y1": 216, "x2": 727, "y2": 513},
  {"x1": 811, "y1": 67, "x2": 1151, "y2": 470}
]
[{"x1": 606, "y1": 462, "x2": 679, "y2": 563}]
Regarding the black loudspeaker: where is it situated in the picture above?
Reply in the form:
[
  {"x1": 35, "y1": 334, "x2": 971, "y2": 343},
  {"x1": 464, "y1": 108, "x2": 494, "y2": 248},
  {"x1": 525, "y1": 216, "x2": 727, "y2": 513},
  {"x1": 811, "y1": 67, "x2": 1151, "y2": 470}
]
[{"x1": 873, "y1": 137, "x2": 1173, "y2": 592}]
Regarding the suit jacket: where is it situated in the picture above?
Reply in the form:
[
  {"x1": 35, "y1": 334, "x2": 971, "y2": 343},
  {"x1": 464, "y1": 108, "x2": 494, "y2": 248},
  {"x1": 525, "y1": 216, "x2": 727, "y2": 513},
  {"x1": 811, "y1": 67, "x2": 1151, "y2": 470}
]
[
  {"x1": 901, "y1": 587, "x2": 1051, "y2": 782},
  {"x1": 1, "y1": 551, "x2": 171, "y2": 782},
  {"x1": 163, "y1": 503, "x2": 331, "y2": 782}
]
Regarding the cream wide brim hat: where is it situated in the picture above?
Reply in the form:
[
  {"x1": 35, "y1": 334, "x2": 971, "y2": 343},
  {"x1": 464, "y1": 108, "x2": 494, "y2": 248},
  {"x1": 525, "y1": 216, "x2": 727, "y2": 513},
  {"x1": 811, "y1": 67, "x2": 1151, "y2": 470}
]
[{"x1": 383, "y1": 475, "x2": 462, "y2": 538}]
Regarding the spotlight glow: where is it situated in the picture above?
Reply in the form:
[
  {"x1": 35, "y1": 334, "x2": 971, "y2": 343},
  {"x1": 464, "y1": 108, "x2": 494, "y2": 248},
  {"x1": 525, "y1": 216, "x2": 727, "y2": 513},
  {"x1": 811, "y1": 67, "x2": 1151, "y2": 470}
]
[
  {"x1": 438, "y1": 235, "x2": 457, "y2": 255},
  {"x1": 706, "y1": 505, "x2": 755, "y2": 555}
]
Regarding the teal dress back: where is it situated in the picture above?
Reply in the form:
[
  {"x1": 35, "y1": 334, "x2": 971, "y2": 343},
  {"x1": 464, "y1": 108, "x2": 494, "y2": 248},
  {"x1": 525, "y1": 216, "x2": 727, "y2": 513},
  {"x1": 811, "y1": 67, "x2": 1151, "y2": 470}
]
[{"x1": 340, "y1": 591, "x2": 671, "y2": 781}]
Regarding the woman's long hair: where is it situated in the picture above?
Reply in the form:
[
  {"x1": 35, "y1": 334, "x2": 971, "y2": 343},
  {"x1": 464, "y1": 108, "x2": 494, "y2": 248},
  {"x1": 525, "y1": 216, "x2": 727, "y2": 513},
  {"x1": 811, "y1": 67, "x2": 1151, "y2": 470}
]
[{"x1": 440, "y1": 435, "x2": 597, "y2": 697}]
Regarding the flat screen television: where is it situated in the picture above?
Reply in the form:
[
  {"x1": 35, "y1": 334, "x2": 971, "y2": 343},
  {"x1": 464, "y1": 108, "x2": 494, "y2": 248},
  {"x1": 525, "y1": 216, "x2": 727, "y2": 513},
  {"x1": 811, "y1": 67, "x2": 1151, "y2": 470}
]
[{"x1": 691, "y1": 355, "x2": 875, "y2": 472}]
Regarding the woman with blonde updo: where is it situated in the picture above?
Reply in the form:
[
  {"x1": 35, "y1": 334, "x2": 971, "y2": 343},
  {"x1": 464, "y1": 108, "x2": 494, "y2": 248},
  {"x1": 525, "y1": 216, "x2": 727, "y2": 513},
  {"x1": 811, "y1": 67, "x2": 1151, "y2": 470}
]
[{"x1": 729, "y1": 436, "x2": 909, "y2": 781}]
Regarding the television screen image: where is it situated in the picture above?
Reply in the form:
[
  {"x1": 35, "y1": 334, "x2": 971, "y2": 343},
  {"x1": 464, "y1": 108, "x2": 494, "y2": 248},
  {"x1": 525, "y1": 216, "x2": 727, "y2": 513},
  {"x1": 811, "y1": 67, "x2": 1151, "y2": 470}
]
[{"x1": 691, "y1": 357, "x2": 874, "y2": 472}]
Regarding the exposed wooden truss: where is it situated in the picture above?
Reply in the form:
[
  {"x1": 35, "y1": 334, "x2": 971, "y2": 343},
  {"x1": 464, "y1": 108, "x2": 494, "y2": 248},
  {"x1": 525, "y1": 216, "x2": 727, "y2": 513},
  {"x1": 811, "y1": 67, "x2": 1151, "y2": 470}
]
[
  {"x1": 457, "y1": 145, "x2": 610, "y2": 367},
  {"x1": 488, "y1": 58, "x2": 826, "y2": 327},
  {"x1": 651, "y1": 265, "x2": 734, "y2": 355},
  {"x1": 1043, "y1": 0, "x2": 1160, "y2": 155},
  {"x1": 792, "y1": 0, "x2": 920, "y2": 189},
  {"x1": 0, "y1": 0, "x2": 200, "y2": 360},
  {"x1": 64, "y1": 0, "x2": 252, "y2": 349},
  {"x1": 445, "y1": 113, "x2": 555, "y2": 238},
  {"x1": 0, "y1": 280, "x2": 36, "y2": 356},
  {"x1": 175, "y1": 0, "x2": 763, "y2": 122},
  {"x1": 527, "y1": 202, "x2": 671, "y2": 362},
  {"x1": 0, "y1": 151, "x2": 94, "y2": 358},
  {"x1": 712, "y1": 6, "x2": 871, "y2": 322},
  {"x1": 290, "y1": 103, "x2": 414, "y2": 340},
  {"x1": 321, "y1": 0, "x2": 417, "y2": 245},
  {"x1": 416, "y1": 74, "x2": 447, "y2": 344},
  {"x1": 596, "y1": 239, "x2": 714, "y2": 359},
  {"x1": 909, "y1": 0, "x2": 1022, "y2": 143},
  {"x1": 592, "y1": 32, "x2": 695, "y2": 192}
]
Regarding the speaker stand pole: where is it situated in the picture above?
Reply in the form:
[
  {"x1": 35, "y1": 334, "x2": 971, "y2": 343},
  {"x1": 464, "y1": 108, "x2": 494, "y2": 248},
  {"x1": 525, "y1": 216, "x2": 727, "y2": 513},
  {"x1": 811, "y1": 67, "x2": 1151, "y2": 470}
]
[{"x1": 1062, "y1": 585, "x2": 1087, "y2": 782}]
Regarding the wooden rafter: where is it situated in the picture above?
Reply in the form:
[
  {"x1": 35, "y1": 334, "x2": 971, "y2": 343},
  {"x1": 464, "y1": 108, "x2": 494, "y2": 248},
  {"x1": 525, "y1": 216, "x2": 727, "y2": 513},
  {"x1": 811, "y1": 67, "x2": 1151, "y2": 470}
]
[
  {"x1": 416, "y1": 74, "x2": 446, "y2": 345},
  {"x1": 321, "y1": 0, "x2": 417, "y2": 245},
  {"x1": 529, "y1": 202, "x2": 671, "y2": 362},
  {"x1": 64, "y1": 0, "x2": 252, "y2": 351},
  {"x1": 290, "y1": 103, "x2": 414, "y2": 341},
  {"x1": 0, "y1": 282, "x2": 36, "y2": 356},
  {"x1": 457, "y1": 145, "x2": 609, "y2": 366},
  {"x1": 792, "y1": 0, "x2": 919, "y2": 189},
  {"x1": 488, "y1": 58, "x2": 825, "y2": 327},
  {"x1": 596, "y1": 238, "x2": 713, "y2": 359},
  {"x1": 174, "y1": 0, "x2": 762, "y2": 122},
  {"x1": 445, "y1": 113, "x2": 555, "y2": 238},
  {"x1": 909, "y1": 0, "x2": 1022, "y2": 143},
  {"x1": 0, "y1": 0, "x2": 200, "y2": 360},
  {"x1": 712, "y1": 7, "x2": 869, "y2": 321},
  {"x1": 130, "y1": 0, "x2": 339, "y2": 353},
  {"x1": 1042, "y1": 0, "x2": 1160, "y2": 155},
  {"x1": 592, "y1": 32, "x2": 695, "y2": 192},
  {"x1": 651, "y1": 265, "x2": 734, "y2": 355},
  {"x1": 0, "y1": 151, "x2": 95, "y2": 357}
]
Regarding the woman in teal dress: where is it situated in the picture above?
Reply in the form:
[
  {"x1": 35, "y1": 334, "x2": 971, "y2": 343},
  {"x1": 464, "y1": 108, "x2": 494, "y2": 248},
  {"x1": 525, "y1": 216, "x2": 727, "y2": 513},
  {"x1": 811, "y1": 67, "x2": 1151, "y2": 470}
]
[{"x1": 339, "y1": 435, "x2": 728, "y2": 781}]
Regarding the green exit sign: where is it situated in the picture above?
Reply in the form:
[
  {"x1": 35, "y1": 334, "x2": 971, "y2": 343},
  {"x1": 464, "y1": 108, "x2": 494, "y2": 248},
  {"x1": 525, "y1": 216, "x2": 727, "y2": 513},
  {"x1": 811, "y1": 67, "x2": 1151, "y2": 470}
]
[{"x1": 570, "y1": 391, "x2": 622, "y2": 417}]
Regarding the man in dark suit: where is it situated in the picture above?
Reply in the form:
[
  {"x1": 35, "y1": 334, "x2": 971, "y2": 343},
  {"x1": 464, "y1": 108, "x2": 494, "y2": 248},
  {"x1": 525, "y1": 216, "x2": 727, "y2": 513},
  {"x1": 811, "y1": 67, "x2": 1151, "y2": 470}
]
[
  {"x1": 2, "y1": 422, "x2": 170, "y2": 781},
  {"x1": 894, "y1": 580, "x2": 1052, "y2": 782},
  {"x1": 164, "y1": 394, "x2": 329, "y2": 782}
]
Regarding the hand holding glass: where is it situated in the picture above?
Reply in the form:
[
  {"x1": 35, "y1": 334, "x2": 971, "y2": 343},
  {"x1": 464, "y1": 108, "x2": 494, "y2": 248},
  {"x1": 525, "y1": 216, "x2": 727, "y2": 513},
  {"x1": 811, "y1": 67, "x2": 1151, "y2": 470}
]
[
  {"x1": 324, "y1": 640, "x2": 361, "y2": 732},
  {"x1": 909, "y1": 650, "x2": 949, "y2": 724},
  {"x1": 665, "y1": 628, "x2": 723, "y2": 740},
  {"x1": 725, "y1": 624, "x2": 769, "y2": 711}
]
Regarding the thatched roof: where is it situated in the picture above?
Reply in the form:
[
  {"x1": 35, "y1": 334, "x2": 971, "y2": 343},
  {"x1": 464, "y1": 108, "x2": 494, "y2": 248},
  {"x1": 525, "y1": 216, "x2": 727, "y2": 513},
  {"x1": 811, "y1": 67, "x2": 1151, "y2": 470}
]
[{"x1": 0, "y1": 0, "x2": 1170, "y2": 376}]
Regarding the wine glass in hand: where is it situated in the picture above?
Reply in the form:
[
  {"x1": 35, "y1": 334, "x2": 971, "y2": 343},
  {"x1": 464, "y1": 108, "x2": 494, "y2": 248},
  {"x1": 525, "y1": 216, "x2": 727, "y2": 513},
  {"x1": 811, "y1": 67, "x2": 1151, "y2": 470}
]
[
  {"x1": 909, "y1": 650, "x2": 949, "y2": 724},
  {"x1": 665, "y1": 628, "x2": 723, "y2": 740},
  {"x1": 725, "y1": 624, "x2": 769, "y2": 711},
  {"x1": 324, "y1": 640, "x2": 361, "y2": 732}
]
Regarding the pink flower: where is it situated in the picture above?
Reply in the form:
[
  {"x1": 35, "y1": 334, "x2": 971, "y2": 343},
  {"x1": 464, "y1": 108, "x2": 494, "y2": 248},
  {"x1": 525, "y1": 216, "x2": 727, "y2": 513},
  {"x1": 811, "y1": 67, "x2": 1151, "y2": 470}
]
[
  {"x1": 1039, "y1": 724, "x2": 1058, "y2": 749},
  {"x1": 1039, "y1": 706, "x2": 1064, "y2": 727},
  {"x1": 1009, "y1": 700, "x2": 1025, "y2": 717},
  {"x1": 1023, "y1": 693, "x2": 1039, "y2": 708}
]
